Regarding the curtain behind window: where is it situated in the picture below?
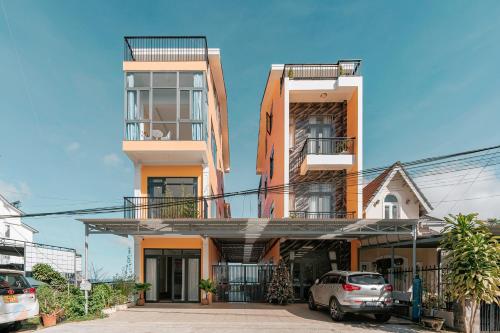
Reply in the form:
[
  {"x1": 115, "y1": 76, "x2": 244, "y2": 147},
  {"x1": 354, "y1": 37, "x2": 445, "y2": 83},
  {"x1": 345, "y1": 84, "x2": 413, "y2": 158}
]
[{"x1": 191, "y1": 73, "x2": 205, "y2": 140}]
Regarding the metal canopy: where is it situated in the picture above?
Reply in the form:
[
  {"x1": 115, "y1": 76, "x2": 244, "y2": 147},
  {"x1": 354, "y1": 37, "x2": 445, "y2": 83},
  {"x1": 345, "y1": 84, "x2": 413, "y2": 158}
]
[{"x1": 78, "y1": 218, "x2": 417, "y2": 238}]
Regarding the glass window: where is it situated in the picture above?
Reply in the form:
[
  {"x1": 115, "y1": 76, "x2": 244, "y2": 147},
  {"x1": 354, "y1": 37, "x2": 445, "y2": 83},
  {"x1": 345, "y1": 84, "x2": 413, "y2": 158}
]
[
  {"x1": 180, "y1": 90, "x2": 190, "y2": 119},
  {"x1": 152, "y1": 123, "x2": 176, "y2": 140},
  {"x1": 348, "y1": 274, "x2": 386, "y2": 285},
  {"x1": 0, "y1": 272, "x2": 29, "y2": 290},
  {"x1": 126, "y1": 72, "x2": 150, "y2": 88},
  {"x1": 153, "y1": 72, "x2": 176, "y2": 87},
  {"x1": 140, "y1": 90, "x2": 150, "y2": 120},
  {"x1": 179, "y1": 72, "x2": 194, "y2": 87},
  {"x1": 144, "y1": 249, "x2": 163, "y2": 255},
  {"x1": 153, "y1": 89, "x2": 177, "y2": 122},
  {"x1": 211, "y1": 127, "x2": 217, "y2": 168},
  {"x1": 270, "y1": 147, "x2": 274, "y2": 179},
  {"x1": 383, "y1": 194, "x2": 399, "y2": 219}
]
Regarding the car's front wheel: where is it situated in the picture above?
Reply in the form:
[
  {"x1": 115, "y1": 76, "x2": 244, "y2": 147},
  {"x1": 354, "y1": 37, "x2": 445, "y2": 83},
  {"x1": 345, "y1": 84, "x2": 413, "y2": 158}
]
[
  {"x1": 308, "y1": 293, "x2": 317, "y2": 310},
  {"x1": 329, "y1": 298, "x2": 345, "y2": 321},
  {"x1": 374, "y1": 313, "x2": 391, "y2": 323}
]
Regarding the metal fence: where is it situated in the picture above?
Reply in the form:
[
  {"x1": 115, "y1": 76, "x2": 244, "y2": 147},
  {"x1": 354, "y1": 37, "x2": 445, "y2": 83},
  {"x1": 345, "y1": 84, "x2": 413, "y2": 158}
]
[
  {"x1": 389, "y1": 266, "x2": 454, "y2": 310},
  {"x1": 124, "y1": 196, "x2": 208, "y2": 219},
  {"x1": 212, "y1": 264, "x2": 274, "y2": 302},
  {"x1": 289, "y1": 211, "x2": 356, "y2": 219},
  {"x1": 124, "y1": 36, "x2": 208, "y2": 62},
  {"x1": 481, "y1": 300, "x2": 500, "y2": 332}
]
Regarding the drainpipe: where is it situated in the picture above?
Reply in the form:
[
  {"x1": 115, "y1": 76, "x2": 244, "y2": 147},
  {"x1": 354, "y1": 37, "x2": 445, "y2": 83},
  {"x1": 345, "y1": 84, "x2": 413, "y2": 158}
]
[{"x1": 84, "y1": 224, "x2": 89, "y2": 316}]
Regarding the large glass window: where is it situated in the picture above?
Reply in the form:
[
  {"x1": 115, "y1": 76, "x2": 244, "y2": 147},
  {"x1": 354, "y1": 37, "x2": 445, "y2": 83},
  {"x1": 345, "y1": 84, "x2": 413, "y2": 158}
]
[
  {"x1": 308, "y1": 183, "x2": 334, "y2": 218},
  {"x1": 125, "y1": 71, "x2": 207, "y2": 141},
  {"x1": 211, "y1": 127, "x2": 217, "y2": 168}
]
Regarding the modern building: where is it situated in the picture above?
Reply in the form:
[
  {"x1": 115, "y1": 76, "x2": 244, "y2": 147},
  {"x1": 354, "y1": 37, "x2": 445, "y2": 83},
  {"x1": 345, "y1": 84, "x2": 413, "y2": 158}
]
[
  {"x1": 121, "y1": 36, "x2": 230, "y2": 302},
  {"x1": 0, "y1": 194, "x2": 82, "y2": 280},
  {"x1": 255, "y1": 62, "x2": 364, "y2": 300},
  {"x1": 81, "y1": 48, "x2": 428, "y2": 305}
]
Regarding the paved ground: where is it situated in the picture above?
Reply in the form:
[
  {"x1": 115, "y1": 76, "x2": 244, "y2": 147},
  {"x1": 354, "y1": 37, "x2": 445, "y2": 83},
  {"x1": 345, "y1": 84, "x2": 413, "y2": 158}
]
[{"x1": 36, "y1": 303, "x2": 437, "y2": 333}]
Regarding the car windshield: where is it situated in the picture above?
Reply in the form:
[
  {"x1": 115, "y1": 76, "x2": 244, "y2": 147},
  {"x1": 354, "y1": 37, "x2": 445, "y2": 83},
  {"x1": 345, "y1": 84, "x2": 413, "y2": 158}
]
[
  {"x1": 0, "y1": 273, "x2": 29, "y2": 289},
  {"x1": 348, "y1": 274, "x2": 386, "y2": 285}
]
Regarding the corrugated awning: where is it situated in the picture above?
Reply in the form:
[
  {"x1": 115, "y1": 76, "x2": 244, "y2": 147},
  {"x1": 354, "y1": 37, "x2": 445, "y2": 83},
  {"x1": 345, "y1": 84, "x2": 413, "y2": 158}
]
[{"x1": 78, "y1": 218, "x2": 419, "y2": 238}]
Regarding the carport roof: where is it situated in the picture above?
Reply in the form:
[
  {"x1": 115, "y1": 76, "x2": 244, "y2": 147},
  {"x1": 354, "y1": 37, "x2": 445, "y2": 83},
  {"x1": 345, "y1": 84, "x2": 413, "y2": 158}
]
[{"x1": 78, "y1": 218, "x2": 419, "y2": 238}]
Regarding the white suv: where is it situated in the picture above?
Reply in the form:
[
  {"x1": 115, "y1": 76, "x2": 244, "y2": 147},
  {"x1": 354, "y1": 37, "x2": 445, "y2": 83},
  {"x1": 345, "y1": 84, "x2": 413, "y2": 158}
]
[
  {"x1": 0, "y1": 269, "x2": 39, "y2": 330},
  {"x1": 308, "y1": 271, "x2": 393, "y2": 322}
]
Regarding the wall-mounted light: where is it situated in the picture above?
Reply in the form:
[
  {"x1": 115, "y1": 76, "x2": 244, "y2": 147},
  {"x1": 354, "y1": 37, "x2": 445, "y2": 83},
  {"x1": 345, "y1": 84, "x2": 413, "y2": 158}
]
[
  {"x1": 374, "y1": 199, "x2": 380, "y2": 207},
  {"x1": 320, "y1": 93, "x2": 328, "y2": 99}
]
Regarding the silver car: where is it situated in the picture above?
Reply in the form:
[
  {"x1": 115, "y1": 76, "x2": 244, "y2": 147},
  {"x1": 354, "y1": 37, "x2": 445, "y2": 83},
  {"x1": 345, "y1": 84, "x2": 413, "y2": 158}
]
[
  {"x1": 0, "y1": 269, "x2": 39, "y2": 330},
  {"x1": 308, "y1": 271, "x2": 393, "y2": 322}
]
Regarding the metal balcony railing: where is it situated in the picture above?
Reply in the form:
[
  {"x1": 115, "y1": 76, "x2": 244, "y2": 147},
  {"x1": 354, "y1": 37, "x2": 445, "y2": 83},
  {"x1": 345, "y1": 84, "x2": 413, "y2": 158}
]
[
  {"x1": 289, "y1": 211, "x2": 356, "y2": 219},
  {"x1": 298, "y1": 137, "x2": 355, "y2": 168},
  {"x1": 124, "y1": 197, "x2": 207, "y2": 219},
  {"x1": 124, "y1": 36, "x2": 208, "y2": 63},
  {"x1": 280, "y1": 60, "x2": 361, "y2": 90}
]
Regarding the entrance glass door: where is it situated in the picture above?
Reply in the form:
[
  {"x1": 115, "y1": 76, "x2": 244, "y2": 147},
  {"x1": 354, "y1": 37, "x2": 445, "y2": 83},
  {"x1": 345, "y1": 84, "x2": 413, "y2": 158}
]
[
  {"x1": 145, "y1": 258, "x2": 158, "y2": 301},
  {"x1": 172, "y1": 258, "x2": 185, "y2": 301}
]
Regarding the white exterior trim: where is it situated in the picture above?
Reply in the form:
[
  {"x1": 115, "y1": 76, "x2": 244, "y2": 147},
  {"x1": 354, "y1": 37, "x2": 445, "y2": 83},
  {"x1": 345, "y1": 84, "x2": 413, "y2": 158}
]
[{"x1": 283, "y1": 78, "x2": 290, "y2": 217}]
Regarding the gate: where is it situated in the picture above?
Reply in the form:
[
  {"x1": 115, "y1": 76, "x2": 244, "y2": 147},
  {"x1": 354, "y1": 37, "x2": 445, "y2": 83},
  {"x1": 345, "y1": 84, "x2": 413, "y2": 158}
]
[
  {"x1": 212, "y1": 264, "x2": 274, "y2": 302},
  {"x1": 481, "y1": 301, "x2": 500, "y2": 332}
]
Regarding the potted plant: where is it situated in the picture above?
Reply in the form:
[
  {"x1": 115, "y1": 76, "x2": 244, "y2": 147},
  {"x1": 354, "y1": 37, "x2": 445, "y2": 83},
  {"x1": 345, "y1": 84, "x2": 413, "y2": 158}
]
[
  {"x1": 199, "y1": 279, "x2": 216, "y2": 305},
  {"x1": 134, "y1": 282, "x2": 151, "y2": 306},
  {"x1": 37, "y1": 285, "x2": 64, "y2": 327}
]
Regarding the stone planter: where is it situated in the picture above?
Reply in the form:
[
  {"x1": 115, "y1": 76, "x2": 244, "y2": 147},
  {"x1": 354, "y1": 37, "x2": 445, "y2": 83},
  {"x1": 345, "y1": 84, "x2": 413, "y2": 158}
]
[
  {"x1": 421, "y1": 316, "x2": 445, "y2": 331},
  {"x1": 201, "y1": 298, "x2": 209, "y2": 305}
]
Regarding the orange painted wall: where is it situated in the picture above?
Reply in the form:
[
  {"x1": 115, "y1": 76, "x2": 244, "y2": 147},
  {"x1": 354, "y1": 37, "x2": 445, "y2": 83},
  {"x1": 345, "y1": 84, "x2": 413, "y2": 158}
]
[
  {"x1": 259, "y1": 79, "x2": 285, "y2": 217},
  {"x1": 138, "y1": 237, "x2": 203, "y2": 282},
  {"x1": 261, "y1": 239, "x2": 280, "y2": 264},
  {"x1": 346, "y1": 89, "x2": 359, "y2": 217},
  {"x1": 208, "y1": 238, "x2": 220, "y2": 279},
  {"x1": 350, "y1": 240, "x2": 361, "y2": 271}
]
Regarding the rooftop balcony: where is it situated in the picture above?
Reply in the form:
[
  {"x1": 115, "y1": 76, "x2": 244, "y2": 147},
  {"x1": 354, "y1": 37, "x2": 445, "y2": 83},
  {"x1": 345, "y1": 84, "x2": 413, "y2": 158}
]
[
  {"x1": 124, "y1": 36, "x2": 208, "y2": 63},
  {"x1": 299, "y1": 137, "x2": 355, "y2": 175}
]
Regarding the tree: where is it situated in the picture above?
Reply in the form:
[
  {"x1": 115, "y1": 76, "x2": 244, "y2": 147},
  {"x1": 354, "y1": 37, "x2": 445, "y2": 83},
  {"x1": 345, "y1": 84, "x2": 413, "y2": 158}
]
[
  {"x1": 266, "y1": 259, "x2": 294, "y2": 305},
  {"x1": 32, "y1": 263, "x2": 67, "y2": 290},
  {"x1": 441, "y1": 213, "x2": 500, "y2": 333}
]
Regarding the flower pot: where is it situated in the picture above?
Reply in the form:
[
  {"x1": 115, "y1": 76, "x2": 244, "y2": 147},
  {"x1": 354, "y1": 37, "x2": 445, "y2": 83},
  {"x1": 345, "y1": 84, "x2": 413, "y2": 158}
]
[
  {"x1": 201, "y1": 298, "x2": 209, "y2": 305},
  {"x1": 136, "y1": 298, "x2": 145, "y2": 306},
  {"x1": 41, "y1": 314, "x2": 57, "y2": 327}
]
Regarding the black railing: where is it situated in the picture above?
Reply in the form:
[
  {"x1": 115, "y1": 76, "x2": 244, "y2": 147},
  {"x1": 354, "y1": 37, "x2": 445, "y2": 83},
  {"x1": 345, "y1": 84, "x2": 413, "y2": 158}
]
[
  {"x1": 213, "y1": 264, "x2": 274, "y2": 302},
  {"x1": 124, "y1": 36, "x2": 209, "y2": 63},
  {"x1": 280, "y1": 60, "x2": 361, "y2": 90},
  {"x1": 298, "y1": 137, "x2": 355, "y2": 168},
  {"x1": 289, "y1": 211, "x2": 356, "y2": 219},
  {"x1": 124, "y1": 196, "x2": 207, "y2": 219}
]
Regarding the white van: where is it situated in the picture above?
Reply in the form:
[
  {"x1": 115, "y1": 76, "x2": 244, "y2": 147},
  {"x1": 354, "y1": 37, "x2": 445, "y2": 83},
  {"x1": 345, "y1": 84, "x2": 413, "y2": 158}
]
[{"x1": 0, "y1": 269, "x2": 39, "y2": 330}]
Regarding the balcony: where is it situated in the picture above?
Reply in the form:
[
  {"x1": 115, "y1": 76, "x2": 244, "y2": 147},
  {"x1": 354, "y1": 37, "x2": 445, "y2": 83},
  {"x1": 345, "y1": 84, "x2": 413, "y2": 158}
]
[
  {"x1": 124, "y1": 197, "x2": 208, "y2": 219},
  {"x1": 283, "y1": 61, "x2": 361, "y2": 81},
  {"x1": 124, "y1": 36, "x2": 208, "y2": 63},
  {"x1": 299, "y1": 137, "x2": 355, "y2": 175},
  {"x1": 289, "y1": 211, "x2": 355, "y2": 219}
]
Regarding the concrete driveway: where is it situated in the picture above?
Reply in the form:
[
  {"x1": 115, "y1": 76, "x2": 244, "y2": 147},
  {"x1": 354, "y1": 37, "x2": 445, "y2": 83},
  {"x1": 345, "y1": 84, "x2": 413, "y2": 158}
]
[{"x1": 38, "y1": 303, "x2": 437, "y2": 333}]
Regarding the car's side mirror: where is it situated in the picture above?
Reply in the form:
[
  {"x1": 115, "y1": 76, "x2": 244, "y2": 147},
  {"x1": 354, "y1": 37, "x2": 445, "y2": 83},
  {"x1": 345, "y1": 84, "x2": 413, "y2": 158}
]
[{"x1": 314, "y1": 278, "x2": 320, "y2": 285}]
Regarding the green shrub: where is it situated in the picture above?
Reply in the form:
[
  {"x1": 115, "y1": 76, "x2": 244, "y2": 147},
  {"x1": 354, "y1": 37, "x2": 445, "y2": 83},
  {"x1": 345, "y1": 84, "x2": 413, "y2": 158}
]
[
  {"x1": 89, "y1": 284, "x2": 112, "y2": 314},
  {"x1": 32, "y1": 263, "x2": 67, "y2": 290},
  {"x1": 37, "y1": 285, "x2": 65, "y2": 316},
  {"x1": 63, "y1": 285, "x2": 86, "y2": 320}
]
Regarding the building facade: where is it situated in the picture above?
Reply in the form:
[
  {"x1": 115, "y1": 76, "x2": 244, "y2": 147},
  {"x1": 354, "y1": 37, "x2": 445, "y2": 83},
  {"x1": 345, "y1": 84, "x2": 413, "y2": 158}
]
[
  {"x1": 0, "y1": 194, "x2": 82, "y2": 280},
  {"x1": 122, "y1": 37, "x2": 229, "y2": 302}
]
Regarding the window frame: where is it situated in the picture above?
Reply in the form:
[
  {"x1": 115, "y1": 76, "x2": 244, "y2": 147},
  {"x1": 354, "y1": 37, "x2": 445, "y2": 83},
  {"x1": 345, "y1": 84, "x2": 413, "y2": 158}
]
[{"x1": 383, "y1": 194, "x2": 400, "y2": 219}]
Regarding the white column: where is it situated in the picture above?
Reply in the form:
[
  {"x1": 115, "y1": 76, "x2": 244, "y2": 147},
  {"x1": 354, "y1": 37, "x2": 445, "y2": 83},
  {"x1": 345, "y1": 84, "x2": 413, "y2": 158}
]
[
  {"x1": 202, "y1": 164, "x2": 210, "y2": 217},
  {"x1": 202, "y1": 237, "x2": 209, "y2": 279},
  {"x1": 283, "y1": 78, "x2": 290, "y2": 217},
  {"x1": 134, "y1": 236, "x2": 141, "y2": 281},
  {"x1": 134, "y1": 162, "x2": 142, "y2": 196}
]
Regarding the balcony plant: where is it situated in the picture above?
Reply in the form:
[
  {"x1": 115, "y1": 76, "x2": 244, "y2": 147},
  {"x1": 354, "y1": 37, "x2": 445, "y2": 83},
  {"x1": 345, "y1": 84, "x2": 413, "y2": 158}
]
[
  {"x1": 440, "y1": 213, "x2": 500, "y2": 333},
  {"x1": 199, "y1": 279, "x2": 216, "y2": 305},
  {"x1": 134, "y1": 282, "x2": 151, "y2": 306},
  {"x1": 37, "y1": 285, "x2": 65, "y2": 327}
]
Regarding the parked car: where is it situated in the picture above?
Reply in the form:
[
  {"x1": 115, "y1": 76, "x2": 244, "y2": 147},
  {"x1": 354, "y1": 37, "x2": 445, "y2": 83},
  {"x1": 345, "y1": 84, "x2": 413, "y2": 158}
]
[
  {"x1": 308, "y1": 271, "x2": 393, "y2": 322},
  {"x1": 0, "y1": 269, "x2": 39, "y2": 331}
]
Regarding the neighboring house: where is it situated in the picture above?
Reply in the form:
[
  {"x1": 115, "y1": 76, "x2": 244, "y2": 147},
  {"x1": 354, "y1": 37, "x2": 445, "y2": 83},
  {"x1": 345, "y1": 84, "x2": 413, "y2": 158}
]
[
  {"x1": 358, "y1": 162, "x2": 443, "y2": 272},
  {"x1": 0, "y1": 193, "x2": 82, "y2": 280}
]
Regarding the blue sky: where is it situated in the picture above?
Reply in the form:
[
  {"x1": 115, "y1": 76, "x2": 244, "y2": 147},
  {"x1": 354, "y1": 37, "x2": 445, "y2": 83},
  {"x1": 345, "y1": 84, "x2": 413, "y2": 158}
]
[{"x1": 1, "y1": 0, "x2": 500, "y2": 277}]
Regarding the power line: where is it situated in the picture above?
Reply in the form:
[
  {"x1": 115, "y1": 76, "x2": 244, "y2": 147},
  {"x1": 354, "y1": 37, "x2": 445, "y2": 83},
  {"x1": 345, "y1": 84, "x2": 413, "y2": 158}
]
[{"x1": 1, "y1": 144, "x2": 499, "y2": 219}]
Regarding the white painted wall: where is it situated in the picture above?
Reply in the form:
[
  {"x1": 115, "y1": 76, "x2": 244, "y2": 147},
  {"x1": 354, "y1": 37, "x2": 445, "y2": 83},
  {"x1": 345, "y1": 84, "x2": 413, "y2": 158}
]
[{"x1": 365, "y1": 172, "x2": 421, "y2": 219}]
